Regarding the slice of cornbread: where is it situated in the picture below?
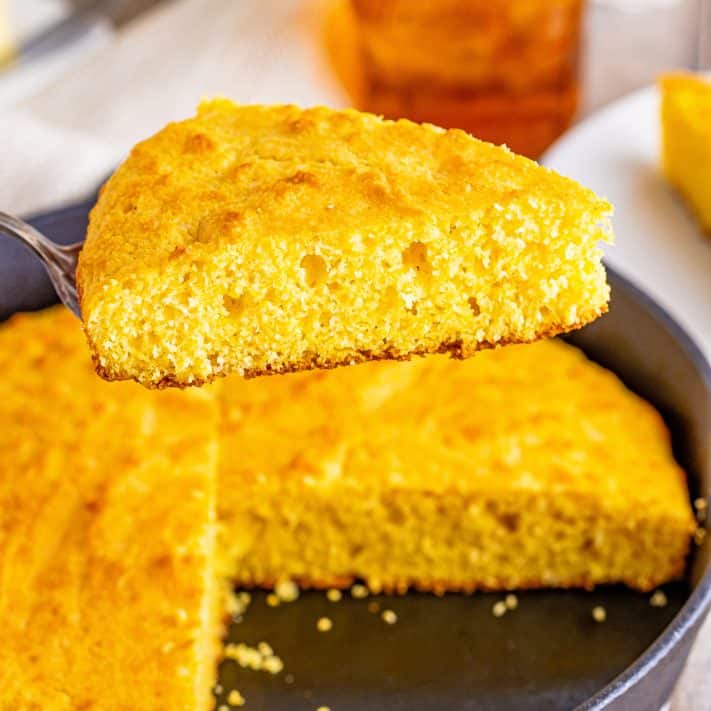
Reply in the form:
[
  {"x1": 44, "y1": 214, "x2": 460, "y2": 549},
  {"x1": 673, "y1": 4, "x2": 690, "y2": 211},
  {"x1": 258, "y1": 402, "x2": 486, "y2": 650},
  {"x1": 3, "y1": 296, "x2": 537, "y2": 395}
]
[
  {"x1": 0, "y1": 308, "x2": 222, "y2": 711},
  {"x1": 77, "y1": 100, "x2": 612, "y2": 388},
  {"x1": 217, "y1": 340, "x2": 694, "y2": 593},
  {"x1": 660, "y1": 73, "x2": 711, "y2": 233}
]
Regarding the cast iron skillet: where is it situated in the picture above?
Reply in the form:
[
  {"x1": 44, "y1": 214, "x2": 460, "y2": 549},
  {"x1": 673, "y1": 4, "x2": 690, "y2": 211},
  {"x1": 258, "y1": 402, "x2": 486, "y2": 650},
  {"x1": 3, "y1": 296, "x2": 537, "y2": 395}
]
[{"x1": 1, "y1": 200, "x2": 709, "y2": 711}]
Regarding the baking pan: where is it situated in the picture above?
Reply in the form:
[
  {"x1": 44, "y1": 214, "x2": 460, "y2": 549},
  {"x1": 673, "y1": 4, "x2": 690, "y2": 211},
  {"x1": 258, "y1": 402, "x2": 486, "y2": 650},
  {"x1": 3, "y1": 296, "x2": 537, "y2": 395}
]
[{"x1": 1, "y1": 200, "x2": 709, "y2": 711}]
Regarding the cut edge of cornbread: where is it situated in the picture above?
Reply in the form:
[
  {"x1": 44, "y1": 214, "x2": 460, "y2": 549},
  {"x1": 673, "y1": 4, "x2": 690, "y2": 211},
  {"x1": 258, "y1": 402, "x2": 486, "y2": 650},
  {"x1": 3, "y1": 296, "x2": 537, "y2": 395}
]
[
  {"x1": 660, "y1": 72, "x2": 711, "y2": 234},
  {"x1": 78, "y1": 100, "x2": 612, "y2": 389}
]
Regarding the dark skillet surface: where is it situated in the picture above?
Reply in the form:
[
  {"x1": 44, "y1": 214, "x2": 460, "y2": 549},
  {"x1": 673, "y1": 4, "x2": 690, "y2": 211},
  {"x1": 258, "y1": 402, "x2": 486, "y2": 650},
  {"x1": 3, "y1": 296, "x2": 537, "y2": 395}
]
[{"x1": 1, "y1": 201, "x2": 709, "y2": 711}]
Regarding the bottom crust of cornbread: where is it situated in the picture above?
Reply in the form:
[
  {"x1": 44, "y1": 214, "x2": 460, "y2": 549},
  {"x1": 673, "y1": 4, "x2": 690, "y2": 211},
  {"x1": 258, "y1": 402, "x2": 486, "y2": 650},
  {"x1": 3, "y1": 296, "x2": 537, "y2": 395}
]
[{"x1": 217, "y1": 338, "x2": 693, "y2": 594}]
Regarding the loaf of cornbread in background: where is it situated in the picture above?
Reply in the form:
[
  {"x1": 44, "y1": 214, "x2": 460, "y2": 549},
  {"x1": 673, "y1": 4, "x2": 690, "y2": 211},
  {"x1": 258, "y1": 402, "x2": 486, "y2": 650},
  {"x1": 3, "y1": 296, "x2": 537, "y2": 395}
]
[
  {"x1": 78, "y1": 100, "x2": 612, "y2": 389},
  {"x1": 217, "y1": 339, "x2": 695, "y2": 593},
  {"x1": 0, "y1": 308, "x2": 222, "y2": 711},
  {"x1": 660, "y1": 73, "x2": 711, "y2": 234}
]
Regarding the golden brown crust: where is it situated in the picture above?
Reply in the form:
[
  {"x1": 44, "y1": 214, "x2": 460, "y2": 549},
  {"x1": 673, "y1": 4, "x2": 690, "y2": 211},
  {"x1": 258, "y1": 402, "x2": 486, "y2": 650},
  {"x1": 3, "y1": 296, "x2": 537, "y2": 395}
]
[{"x1": 235, "y1": 556, "x2": 689, "y2": 595}]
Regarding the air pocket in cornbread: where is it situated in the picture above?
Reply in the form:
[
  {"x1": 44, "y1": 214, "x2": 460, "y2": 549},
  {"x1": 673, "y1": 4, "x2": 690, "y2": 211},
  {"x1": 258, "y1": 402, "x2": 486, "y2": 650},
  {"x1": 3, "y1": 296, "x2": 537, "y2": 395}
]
[
  {"x1": 217, "y1": 339, "x2": 694, "y2": 593},
  {"x1": 660, "y1": 73, "x2": 711, "y2": 234},
  {"x1": 0, "y1": 308, "x2": 223, "y2": 711},
  {"x1": 77, "y1": 100, "x2": 612, "y2": 388}
]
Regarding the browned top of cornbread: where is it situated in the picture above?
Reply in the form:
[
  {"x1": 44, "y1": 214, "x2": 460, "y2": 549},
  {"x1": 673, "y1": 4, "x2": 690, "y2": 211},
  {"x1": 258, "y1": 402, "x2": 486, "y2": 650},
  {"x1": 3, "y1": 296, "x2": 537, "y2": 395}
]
[
  {"x1": 78, "y1": 100, "x2": 610, "y2": 388},
  {"x1": 217, "y1": 338, "x2": 690, "y2": 499},
  {"x1": 0, "y1": 308, "x2": 220, "y2": 711}
]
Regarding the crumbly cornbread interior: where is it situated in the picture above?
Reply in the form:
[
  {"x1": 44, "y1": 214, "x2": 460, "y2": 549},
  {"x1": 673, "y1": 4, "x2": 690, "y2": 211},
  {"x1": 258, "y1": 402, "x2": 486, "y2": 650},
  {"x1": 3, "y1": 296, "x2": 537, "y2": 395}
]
[
  {"x1": 660, "y1": 73, "x2": 711, "y2": 233},
  {"x1": 0, "y1": 309, "x2": 221, "y2": 711},
  {"x1": 1, "y1": 308, "x2": 695, "y2": 709},
  {"x1": 217, "y1": 339, "x2": 694, "y2": 593},
  {"x1": 77, "y1": 100, "x2": 612, "y2": 388}
]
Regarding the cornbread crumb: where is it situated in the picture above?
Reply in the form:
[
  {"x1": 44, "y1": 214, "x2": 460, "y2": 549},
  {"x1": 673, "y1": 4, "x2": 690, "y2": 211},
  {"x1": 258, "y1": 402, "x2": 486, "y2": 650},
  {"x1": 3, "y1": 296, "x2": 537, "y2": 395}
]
[
  {"x1": 317, "y1": 706, "x2": 331, "y2": 711},
  {"x1": 218, "y1": 705, "x2": 229, "y2": 711},
  {"x1": 285, "y1": 673, "x2": 295, "y2": 684},
  {"x1": 650, "y1": 590, "x2": 668, "y2": 608},
  {"x1": 694, "y1": 497, "x2": 708, "y2": 523},
  {"x1": 226, "y1": 591, "x2": 252, "y2": 619},
  {"x1": 214, "y1": 684, "x2": 224, "y2": 695},
  {"x1": 275, "y1": 580, "x2": 300, "y2": 602},
  {"x1": 694, "y1": 527, "x2": 707, "y2": 545},
  {"x1": 505, "y1": 594, "x2": 518, "y2": 611},
  {"x1": 266, "y1": 593, "x2": 280, "y2": 607},
  {"x1": 317, "y1": 617, "x2": 333, "y2": 632},
  {"x1": 326, "y1": 589, "x2": 343, "y2": 602},
  {"x1": 351, "y1": 584, "x2": 369, "y2": 599},
  {"x1": 592, "y1": 606, "x2": 607, "y2": 623},
  {"x1": 228, "y1": 689, "x2": 246, "y2": 707},
  {"x1": 78, "y1": 100, "x2": 612, "y2": 388},
  {"x1": 263, "y1": 655, "x2": 285, "y2": 674},
  {"x1": 367, "y1": 601, "x2": 381, "y2": 614},
  {"x1": 492, "y1": 601, "x2": 508, "y2": 618},
  {"x1": 258, "y1": 642, "x2": 274, "y2": 657},
  {"x1": 224, "y1": 642, "x2": 284, "y2": 675},
  {"x1": 381, "y1": 609, "x2": 398, "y2": 625}
]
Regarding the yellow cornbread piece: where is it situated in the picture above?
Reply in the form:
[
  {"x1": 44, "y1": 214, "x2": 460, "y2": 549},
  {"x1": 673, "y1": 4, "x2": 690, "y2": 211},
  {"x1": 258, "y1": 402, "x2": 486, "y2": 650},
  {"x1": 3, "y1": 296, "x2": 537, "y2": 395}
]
[
  {"x1": 660, "y1": 73, "x2": 711, "y2": 233},
  {"x1": 77, "y1": 100, "x2": 612, "y2": 388},
  {"x1": 217, "y1": 340, "x2": 694, "y2": 593},
  {"x1": 0, "y1": 308, "x2": 222, "y2": 711}
]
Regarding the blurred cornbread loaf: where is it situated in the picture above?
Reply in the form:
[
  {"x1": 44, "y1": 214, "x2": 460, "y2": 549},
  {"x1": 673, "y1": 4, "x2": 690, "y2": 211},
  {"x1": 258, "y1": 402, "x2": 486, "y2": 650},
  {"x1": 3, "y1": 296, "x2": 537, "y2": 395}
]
[
  {"x1": 660, "y1": 73, "x2": 711, "y2": 234},
  {"x1": 217, "y1": 340, "x2": 695, "y2": 593},
  {"x1": 327, "y1": 0, "x2": 583, "y2": 157},
  {"x1": 0, "y1": 308, "x2": 222, "y2": 711},
  {"x1": 78, "y1": 100, "x2": 611, "y2": 389}
]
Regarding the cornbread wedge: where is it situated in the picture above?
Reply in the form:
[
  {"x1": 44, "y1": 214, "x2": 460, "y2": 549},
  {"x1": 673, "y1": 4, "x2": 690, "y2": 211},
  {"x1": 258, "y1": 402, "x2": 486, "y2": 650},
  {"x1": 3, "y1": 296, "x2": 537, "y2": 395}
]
[
  {"x1": 0, "y1": 308, "x2": 222, "y2": 711},
  {"x1": 660, "y1": 73, "x2": 711, "y2": 233},
  {"x1": 77, "y1": 100, "x2": 612, "y2": 388},
  {"x1": 217, "y1": 340, "x2": 694, "y2": 593}
]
